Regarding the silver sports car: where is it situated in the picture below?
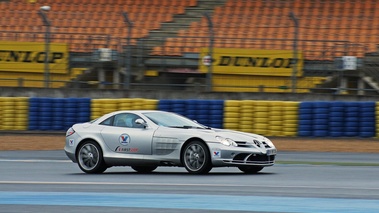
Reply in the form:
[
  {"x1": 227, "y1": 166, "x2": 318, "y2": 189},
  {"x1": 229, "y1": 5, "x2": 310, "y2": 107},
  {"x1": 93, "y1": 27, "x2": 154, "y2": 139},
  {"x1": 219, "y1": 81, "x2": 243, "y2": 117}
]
[{"x1": 64, "y1": 110, "x2": 277, "y2": 174}]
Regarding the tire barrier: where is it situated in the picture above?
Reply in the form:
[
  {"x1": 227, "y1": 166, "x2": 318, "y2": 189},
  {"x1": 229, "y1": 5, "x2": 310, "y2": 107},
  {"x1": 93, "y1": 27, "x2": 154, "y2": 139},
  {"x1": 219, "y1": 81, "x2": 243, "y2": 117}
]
[
  {"x1": 329, "y1": 101, "x2": 345, "y2": 137},
  {"x1": 298, "y1": 102, "x2": 313, "y2": 137},
  {"x1": 223, "y1": 100, "x2": 300, "y2": 136},
  {"x1": 239, "y1": 100, "x2": 254, "y2": 133},
  {"x1": 0, "y1": 97, "x2": 29, "y2": 131},
  {"x1": 29, "y1": 98, "x2": 91, "y2": 131},
  {"x1": 158, "y1": 99, "x2": 224, "y2": 129},
  {"x1": 268, "y1": 101, "x2": 283, "y2": 136},
  {"x1": 359, "y1": 102, "x2": 375, "y2": 138},
  {"x1": 282, "y1": 101, "x2": 299, "y2": 137},
  {"x1": 297, "y1": 101, "x2": 376, "y2": 137},
  {"x1": 223, "y1": 100, "x2": 240, "y2": 130},
  {"x1": 91, "y1": 98, "x2": 159, "y2": 120},
  {"x1": 0, "y1": 97, "x2": 378, "y2": 138}
]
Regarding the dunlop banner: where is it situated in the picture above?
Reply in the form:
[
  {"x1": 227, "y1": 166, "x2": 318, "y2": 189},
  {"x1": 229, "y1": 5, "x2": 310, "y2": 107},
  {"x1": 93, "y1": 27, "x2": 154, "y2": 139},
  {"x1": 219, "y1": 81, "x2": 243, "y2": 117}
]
[
  {"x1": 0, "y1": 41, "x2": 68, "y2": 73},
  {"x1": 199, "y1": 48, "x2": 303, "y2": 76}
]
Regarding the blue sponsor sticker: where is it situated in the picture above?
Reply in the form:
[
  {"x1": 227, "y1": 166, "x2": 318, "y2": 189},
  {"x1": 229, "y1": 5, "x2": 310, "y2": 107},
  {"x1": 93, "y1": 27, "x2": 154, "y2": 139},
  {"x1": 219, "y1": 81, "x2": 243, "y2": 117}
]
[
  {"x1": 119, "y1": 133, "x2": 130, "y2": 146},
  {"x1": 213, "y1": 150, "x2": 221, "y2": 157}
]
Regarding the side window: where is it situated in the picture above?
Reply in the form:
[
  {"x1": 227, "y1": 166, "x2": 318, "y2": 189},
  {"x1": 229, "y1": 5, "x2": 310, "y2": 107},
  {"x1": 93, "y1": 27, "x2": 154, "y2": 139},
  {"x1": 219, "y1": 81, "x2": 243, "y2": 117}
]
[
  {"x1": 100, "y1": 116, "x2": 113, "y2": 126},
  {"x1": 114, "y1": 114, "x2": 128, "y2": 127},
  {"x1": 113, "y1": 113, "x2": 144, "y2": 128}
]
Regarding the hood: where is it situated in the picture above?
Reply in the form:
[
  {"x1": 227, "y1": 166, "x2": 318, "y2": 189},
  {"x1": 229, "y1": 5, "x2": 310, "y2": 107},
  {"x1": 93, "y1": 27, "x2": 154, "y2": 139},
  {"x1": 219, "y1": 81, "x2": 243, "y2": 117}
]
[{"x1": 212, "y1": 128, "x2": 264, "y2": 141}]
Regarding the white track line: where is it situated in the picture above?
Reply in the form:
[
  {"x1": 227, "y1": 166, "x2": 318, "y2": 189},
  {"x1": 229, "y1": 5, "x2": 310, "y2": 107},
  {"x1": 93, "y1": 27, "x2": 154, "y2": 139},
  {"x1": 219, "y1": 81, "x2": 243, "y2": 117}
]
[{"x1": 0, "y1": 180, "x2": 379, "y2": 190}]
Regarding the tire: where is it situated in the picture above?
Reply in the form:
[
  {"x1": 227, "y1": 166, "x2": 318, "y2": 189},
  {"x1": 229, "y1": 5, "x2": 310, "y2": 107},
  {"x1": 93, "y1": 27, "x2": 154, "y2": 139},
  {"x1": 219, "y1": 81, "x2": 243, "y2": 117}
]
[
  {"x1": 182, "y1": 141, "x2": 212, "y2": 174},
  {"x1": 77, "y1": 141, "x2": 107, "y2": 174},
  {"x1": 131, "y1": 166, "x2": 158, "y2": 173},
  {"x1": 238, "y1": 166, "x2": 264, "y2": 174}
]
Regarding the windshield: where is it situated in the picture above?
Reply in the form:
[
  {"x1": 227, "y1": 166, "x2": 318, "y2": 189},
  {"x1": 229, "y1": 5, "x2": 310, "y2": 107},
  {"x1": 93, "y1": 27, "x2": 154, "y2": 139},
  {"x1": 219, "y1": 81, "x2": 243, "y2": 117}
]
[{"x1": 143, "y1": 111, "x2": 205, "y2": 129}]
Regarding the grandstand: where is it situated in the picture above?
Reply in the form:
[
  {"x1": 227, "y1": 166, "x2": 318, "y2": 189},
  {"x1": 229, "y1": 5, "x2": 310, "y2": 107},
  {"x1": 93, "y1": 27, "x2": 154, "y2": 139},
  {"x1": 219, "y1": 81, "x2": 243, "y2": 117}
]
[{"x1": 0, "y1": 0, "x2": 379, "y2": 94}]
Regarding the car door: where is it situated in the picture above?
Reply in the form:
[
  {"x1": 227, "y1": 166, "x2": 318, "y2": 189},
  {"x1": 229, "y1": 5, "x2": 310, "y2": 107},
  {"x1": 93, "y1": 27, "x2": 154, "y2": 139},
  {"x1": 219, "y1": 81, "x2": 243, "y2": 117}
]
[{"x1": 100, "y1": 113, "x2": 154, "y2": 155}]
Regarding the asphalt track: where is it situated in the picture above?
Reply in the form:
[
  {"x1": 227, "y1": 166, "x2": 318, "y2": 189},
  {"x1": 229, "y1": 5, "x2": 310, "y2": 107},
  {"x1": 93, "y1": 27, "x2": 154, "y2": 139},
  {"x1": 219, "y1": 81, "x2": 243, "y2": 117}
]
[{"x1": 0, "y1": 150, "x2": 379, "y2": 213}]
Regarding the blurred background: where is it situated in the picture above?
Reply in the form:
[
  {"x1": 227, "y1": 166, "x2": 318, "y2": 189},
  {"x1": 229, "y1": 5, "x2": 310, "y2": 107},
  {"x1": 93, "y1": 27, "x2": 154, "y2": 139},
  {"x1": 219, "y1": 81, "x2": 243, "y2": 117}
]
[
  {"x1": 1, "y1": 0, "x2": 379, "y2": 93},
  {"x1": 1, "y1": 0, "x2": 379, "y2": 138}
]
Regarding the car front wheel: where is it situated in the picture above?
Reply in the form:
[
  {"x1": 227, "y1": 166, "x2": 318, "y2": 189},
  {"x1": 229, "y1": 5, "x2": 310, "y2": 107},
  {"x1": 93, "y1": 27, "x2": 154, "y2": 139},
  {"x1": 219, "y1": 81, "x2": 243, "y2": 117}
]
[
  {"x1": 77, "y1": 141, "x2": 107, "y2": 174},
  {"x1": 182, "y1": 141, "x2": 212, "y2": 174}
]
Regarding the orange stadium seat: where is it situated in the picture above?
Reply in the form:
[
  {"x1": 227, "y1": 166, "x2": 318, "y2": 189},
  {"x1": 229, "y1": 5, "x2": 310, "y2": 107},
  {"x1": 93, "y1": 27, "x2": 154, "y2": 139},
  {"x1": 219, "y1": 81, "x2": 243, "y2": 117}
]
[{"x1": 1, "y1": 0, "x2": 377, "y2": 57}]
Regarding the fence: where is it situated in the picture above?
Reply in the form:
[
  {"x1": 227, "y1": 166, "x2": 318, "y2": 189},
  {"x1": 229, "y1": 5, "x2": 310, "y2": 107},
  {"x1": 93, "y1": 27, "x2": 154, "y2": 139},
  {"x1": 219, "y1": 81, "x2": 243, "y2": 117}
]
[{"x1": 0, "y1": 31, "x2": 375, "y2": 95}]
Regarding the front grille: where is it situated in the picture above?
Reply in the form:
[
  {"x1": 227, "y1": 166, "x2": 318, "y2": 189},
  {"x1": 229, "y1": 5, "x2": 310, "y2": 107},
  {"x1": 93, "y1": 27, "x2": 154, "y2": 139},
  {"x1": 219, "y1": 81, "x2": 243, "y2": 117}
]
[{"x1": 230, "y1": 153, "x2": 275, "y2": 165}]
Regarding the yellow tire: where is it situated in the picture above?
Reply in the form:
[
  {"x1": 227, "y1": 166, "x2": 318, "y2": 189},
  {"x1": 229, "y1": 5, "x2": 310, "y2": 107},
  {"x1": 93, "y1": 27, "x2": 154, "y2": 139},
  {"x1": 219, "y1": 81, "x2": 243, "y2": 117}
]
[
  {"x1": 2, "y1": 117, "x2": 14, "y2": 122},
  {"x1": 283, "y1": 131, "x2": 297, "y2": 136},
  {"x1": 283, "y1": 123, "x2": 298, "y2": 128},
  {"x1": 223, "y1": 123, "x2": 239, "y2": 129},
  {"x1": 224, "y1": 106, "x2": 240, "y2": 113},
  {"x1": 254, "y1": 117, "x2": 267, "y2": 123},
  {"x1": 2, "y1": 125, "x2": 14, "y2": 130},
  {"x1": 254, "y1": 123, "x2": 268, "y2": 129},
  {"x1": 15, "y1": 105, "x2": 28, "y2": 110},
  {"x1": 240, "y1": 124, "x2": 254, "y2": 129},
  {"x1": 284, "y1": 120, "x2": 298, "y2": 125},
  {"x1": 254, "y1": 106, "x2": 268, "y2": 112},
  {"x1": 270, "y1": 106, "x2": 283, "y2": 111},
  {"x1": 240, "y1": 108, "x2": 254, "y2": 113},
  {"x1": 283, "y1": 110, "x2": 299, "y2": 116},
  {"x1": 283, "y1": 101, "x2": 300, "y2": 107},
  {"x1": 254, "y1": 129, "x2": 267, "y2": 135},
  {"x1": 284, "y1": 106, "x2": 299, "y2": 111},
  {"x1": 255, "y1": 112, "x2": 269, "y2": 118},
  {"x1": 240, "y1": 120, "x2": 253, "y2": 125},
  {"x1": 240, "y1": 128, "x2": 254, "y2": 133},
  {"x1": 284, "y1": 127, "x2": 298, "y2": 132},
  {"x1": 283, "y1": 114, "x2": 299, "y2": 120},
  {"x1": 223, "y1": 112, "x2": 240, "y2": 117},
  {"x1": 254, "y1": 101, "x2": 270, "y2": 106},
  {"x1": 224, "y1": 117, "x2": 239, "y2": 123},
  {"x1": 224, "y1": 100, "x2": 240, "y2": 107},
  {"x1": 269, "y1": 115, "x2": 282, "y2": 121},
  {"x1": 101, "y1": 99, "x2": 119, "y2": 104},
  {"x1": 269, "y1": 111, "x2": 282, "y2": 116},
  {"x1": 268, "y1": 130, "x2": 282, "y2": 136},
  {"x1": 240, "y1": 116, "x2": 254, "y2": 122},
  {"x1": 269, "y1": 121, "x2": 283, "y2": 126},
  {"x1": 142, "y1": 105, "x2": 158, "y2": 110},
  {"x1": 91, "y1": 102, "x2": 103, "y2": 108}
]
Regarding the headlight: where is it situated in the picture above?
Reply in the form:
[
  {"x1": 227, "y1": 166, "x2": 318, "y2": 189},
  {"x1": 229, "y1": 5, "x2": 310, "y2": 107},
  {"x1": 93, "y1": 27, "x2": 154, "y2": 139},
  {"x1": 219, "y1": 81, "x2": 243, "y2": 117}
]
[
  {"x1": 216, "y1": 136, "x2": 238, "y2": 147},
  {"x1": 263, "y1": 137, "x2": 274, "y2": 147},
  {"x1": 66, "y1": 127, "x2": 75, "y2": 137}
]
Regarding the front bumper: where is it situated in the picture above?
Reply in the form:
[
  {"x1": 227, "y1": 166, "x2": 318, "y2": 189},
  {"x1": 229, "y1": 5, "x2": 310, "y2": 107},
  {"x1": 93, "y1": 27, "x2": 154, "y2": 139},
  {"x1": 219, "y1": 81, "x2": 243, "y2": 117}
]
[
  {"x1": 209, "y1": 143, "x2": 276, "y2": 167},
  {"x1": 64, "y1": 147, "x2": 77, "y2": 163},
  {"x1": 220, "y1": 153, "x2": 275, "y2": 166}
]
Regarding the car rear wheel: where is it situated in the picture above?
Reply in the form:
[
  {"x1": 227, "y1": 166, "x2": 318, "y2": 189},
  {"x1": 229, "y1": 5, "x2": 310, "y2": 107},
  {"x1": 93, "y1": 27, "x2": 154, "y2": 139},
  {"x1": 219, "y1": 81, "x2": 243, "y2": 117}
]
[
  {"x1": 77, "y1": 141, "x2": 107, "y2": 174},
  {"x1": 238, "y1": 166, "x2": 263, "y2": 174},
  {"x1": 182, "y1": 141, "x2": 212, "y2": 174},
  {"x1": 131, "y1": 166, "x2": 158, "y2": 173}
]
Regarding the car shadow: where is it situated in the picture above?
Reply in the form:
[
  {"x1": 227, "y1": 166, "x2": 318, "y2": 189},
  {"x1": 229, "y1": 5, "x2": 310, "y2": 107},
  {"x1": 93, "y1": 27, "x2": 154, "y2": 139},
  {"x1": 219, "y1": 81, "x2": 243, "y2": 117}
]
[{"x1": 67, "y1": 171, "x2": 275, "y2": 176}]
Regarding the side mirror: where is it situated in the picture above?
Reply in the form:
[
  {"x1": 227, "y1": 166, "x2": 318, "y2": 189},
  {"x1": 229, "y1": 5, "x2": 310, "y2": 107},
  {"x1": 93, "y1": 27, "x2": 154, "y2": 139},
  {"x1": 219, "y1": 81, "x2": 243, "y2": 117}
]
[{"x1": 135, "y1": 119, "x2": 147, "y2": 128}]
